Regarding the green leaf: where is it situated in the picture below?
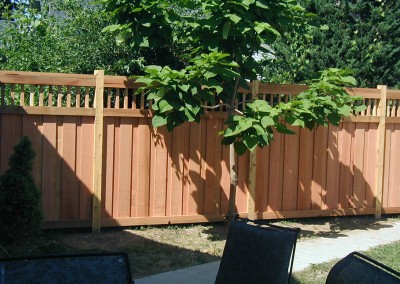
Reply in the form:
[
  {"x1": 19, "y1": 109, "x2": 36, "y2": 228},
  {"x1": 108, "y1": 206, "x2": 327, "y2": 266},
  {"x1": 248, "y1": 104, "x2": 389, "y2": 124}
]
[
  {"x1": 255, "y1": 1, "x2": 269, "y2": 9},
  {"x1": 152, "y1": 115, "x2": 167, "y2": 128},
  {"x1": 219, "y1": 67, "x2": 240, "y2": 78},
  {"x1": 285, "y1": 115, "x2": 305, "y2": 127},
  {"x1": 221, "y1": 135, "x2": 236, "y2": 145},
  {"x1": 340, "y1": 76, "x2": 357, "y2": 86},
  {"x1": 319, "y1": 24, "x2": 329, "y2": 31},
  {"x1": 222, "y1": 22, "x2": 231, "y2": 40},
  {"x1": 145, "y1": 65, "x2": 163, "y2": 74},
  {"x1": 102, "y1": 24, "x2": 121, "y2": 33},
  {"x1": 327, "y1": 113, "x2": 341, "y2": 126},
  {"x1": 275, "y1": 123, "x2": 296, "y2": 134},
  {"x1": 135, "y1": 77, "x2": 154, "y2": 85},
  {"x1": 226, "y1": 14, "x2": 242, "y2": 24},
  {"x1": 243, "y1": 134, "x2": 259, "y2": 152},
  {"x1": 158, "y1": 100, "x2": 174, "y2": 113},
  {"x1": 261, "y1": 116, "x2": 275, "y2": 128},
  {"x1": 139, "y1": 37, "x2": 150, "y2": 47},
  {"x1": 234, "y1": 141, "x2": 247, "y2": 156},
  {"x1": 338, "y1": 105, "x2": 352, "y2": 116},
  {"x1": 354, "y1": 105, "x2": 367, "y2": 113},
  {"x1": 178, "y1": 84, "x2": 190, "y2": 92}
]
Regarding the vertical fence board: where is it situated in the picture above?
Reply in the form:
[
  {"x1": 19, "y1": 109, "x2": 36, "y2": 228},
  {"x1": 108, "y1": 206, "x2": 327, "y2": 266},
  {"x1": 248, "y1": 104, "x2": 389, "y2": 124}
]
[
  {"x1": 60, "y1": 116, "x2": 79, "y2": 220},
  {"x1": 151, "y1": 127, "x2": 169, "y2": 216},
  {"x1": 78, "y1": 117, "x2": 94, "y2": 220},
  {"x1": 256, "y1": 145, "x2": 270, "y2": 212},
  {"x1": 187, "y1": 120, "x2": 206, "y2": 215},
  {"x1": 268, "y1": 132, "x2": 284, "y2": 211},
  {"x1": 364, "y1": 124, "x2": 377, "y2": 207},
  {"x1": 382, "y1": 126, "x2": 392, "y2": 207},
  {"x1": 41, "y1": 116, "x2": 60, "y2": 220},
  {"x1": 282, "y1": 126, "x2": 300, "y2": 211},
  {"x1": 103, "y1": 118, "x2": 115, "y2": 218},
  {"x1": 117, "y1": 118, "x2": 133, "y2": 217},
  {"x1": 388, "y1": 124, "x2": 400, "y2": 207},
  {"x1": 204, "y1": 119, "x2": 221, "y2": 214},
  {"x1": 22, "y1": 115, "x2": 43, "y2": 192},
  {"x1": 325, "y1": 125, "x2": 341, "y2": 209},
  {"x1": 352, "y1": 123, "x2": 367, "y2": 208},
  {"x1": 311, "y1": 126, "x2": 328, "y2": 210},
  {"x1": 237, "y1": 153, "x2": 249, "y2": 213},
  {"x1": 130, "y1": 118, "x2": 139, "y2": 217},
  {"x1": 338, "y1": 123, "x2": 352, "y2": 209},
  {"x1": 171, "y1": 123, "x2": 190, "y2": 216},
  {"x1": 0, "y1": 115, "x2": 22, "y2": 175},
  {"x1": 136, "y1": 118, "x2": 151, "y2": 217},
  {"x1": 297, "y1": 128, "x2": 314, "y2": 210}
]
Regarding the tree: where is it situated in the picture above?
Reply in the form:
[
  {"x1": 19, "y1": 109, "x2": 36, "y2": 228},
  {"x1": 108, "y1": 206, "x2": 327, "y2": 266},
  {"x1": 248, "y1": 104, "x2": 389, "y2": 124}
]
[
  {"x1": 102, "y1": 0, "x2": 365, "y2": 221},
  {"x1": 263, "y1": 0, "x2": 400, "y2": 88},
  {"x1": 0, "y1": 137, "x2": 43, "y2": 244},
  {"x1": 0, "y1": 0, "x2": 138, "y2": 75}
]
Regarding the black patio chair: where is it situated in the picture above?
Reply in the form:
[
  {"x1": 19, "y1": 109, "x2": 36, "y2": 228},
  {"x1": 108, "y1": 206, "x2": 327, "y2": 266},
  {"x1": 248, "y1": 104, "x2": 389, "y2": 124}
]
[
  {"x1": 0, "y1": 252, "x2": 133, "y2": 284},
  {"x1": 326, "y1": 251, "x2": 400, "y2": 284},
  {"x1": 215, "y1": 216, "x2": 300, "y2": 284}
]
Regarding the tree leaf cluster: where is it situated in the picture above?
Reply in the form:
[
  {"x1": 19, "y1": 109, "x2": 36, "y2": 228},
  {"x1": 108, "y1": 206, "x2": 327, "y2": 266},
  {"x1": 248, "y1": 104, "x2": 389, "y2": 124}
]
[
  {"x1": 221, "y1": 68, "x2": 366, "y2": 155},
  {"x1": 136, "y1": 52, "x2": 239, "y2": 131}
]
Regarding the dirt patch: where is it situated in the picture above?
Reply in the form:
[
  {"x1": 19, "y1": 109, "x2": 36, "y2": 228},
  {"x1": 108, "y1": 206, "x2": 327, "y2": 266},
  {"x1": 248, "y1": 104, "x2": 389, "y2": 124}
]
[{"x1": 2, "y1": 214, "x2": 399, "y2": 278}]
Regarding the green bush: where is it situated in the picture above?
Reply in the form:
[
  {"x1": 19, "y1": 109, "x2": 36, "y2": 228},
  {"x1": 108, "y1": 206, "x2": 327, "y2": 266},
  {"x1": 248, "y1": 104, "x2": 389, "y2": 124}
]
[{"x1": 0, "y1": 136, "x2": 43, "y2": 244}]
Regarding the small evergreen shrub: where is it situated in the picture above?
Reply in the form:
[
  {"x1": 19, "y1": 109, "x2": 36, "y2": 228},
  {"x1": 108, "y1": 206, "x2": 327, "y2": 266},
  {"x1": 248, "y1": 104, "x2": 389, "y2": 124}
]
[{"x1": 0, "y1": 136, "x2": 43, "y2": 244}]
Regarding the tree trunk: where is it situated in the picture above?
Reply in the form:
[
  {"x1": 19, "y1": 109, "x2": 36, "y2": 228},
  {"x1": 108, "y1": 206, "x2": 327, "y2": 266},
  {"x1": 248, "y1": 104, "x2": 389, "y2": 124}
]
[{"x1": 226, "y1": 77, "x2": 240, "y2": 223}]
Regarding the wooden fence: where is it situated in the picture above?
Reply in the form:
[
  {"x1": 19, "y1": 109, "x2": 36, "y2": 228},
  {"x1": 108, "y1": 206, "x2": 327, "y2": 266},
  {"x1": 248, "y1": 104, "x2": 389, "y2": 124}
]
[{"x1": 1, "y1": 70, "x2": 399, "y2": 231}]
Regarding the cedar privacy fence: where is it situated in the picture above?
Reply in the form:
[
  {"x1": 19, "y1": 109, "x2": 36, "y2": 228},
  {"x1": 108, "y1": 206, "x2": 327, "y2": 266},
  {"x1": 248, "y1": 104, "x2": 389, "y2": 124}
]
[{"x1": 1, "y1": 70, "x2": 400, "y2": 232}]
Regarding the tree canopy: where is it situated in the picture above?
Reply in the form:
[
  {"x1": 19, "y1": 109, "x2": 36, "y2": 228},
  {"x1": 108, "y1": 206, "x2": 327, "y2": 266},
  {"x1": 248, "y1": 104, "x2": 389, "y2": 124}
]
[{"x1": 263, "y1": 0, "x2": 400, "y2": 88}]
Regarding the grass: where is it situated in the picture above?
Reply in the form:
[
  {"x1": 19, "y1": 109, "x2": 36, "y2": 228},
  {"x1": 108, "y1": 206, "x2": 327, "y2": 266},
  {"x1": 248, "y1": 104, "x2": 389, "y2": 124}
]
[{"x1": 292, "y1": 240, "x2": 400, "y2": 284}]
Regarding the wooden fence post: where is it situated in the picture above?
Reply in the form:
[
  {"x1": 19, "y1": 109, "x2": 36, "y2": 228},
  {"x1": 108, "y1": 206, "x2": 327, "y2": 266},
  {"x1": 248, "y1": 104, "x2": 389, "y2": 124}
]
[
  {"x1": 247, "y1": 80, "x2": 260, "y2": 220},
  {"x1": 375, "y1": 85, "x2": 387, "y2": 218},
  {"x1": 92, "y1": 70, "x2": 105, "y2": 233}
]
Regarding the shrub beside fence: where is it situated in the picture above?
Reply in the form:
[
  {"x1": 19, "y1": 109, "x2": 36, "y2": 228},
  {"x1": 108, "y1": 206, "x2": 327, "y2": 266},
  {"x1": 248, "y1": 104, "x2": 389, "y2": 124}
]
[{"x1": 1, "y1": 70, "x2": 400, "y2": 231}]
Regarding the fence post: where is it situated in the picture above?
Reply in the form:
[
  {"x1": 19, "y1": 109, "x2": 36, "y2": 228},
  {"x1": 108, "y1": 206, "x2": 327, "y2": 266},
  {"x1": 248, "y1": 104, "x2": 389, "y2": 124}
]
[
  {"x1": 247, "y1": 80, "x2": 260, "y2": 220},
  {"x1": 92, "y1": 70, "x2": 105, "y2": 233},
  {"x1": 375, "y1": 85, "x2": 387, "y2": 218}
]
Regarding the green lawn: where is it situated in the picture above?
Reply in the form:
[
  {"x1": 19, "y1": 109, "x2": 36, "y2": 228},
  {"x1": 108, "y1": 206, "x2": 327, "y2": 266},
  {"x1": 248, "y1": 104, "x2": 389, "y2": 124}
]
[{"x1": 292, "y1": 240, "x2": 400, "y2": 283}]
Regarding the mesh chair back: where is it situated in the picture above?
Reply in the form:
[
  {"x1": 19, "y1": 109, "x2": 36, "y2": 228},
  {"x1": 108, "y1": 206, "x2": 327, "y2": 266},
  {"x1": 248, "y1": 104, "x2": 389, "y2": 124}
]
[
  {"x1": 215, "y1": 217, "x2": 300, "y2": 284},
  {"x1": 0, "y1": 252, "x2": 132, "y2": 284},
  {"x1": 326, "y1": 251, "x2": 400, "y2": 284}
]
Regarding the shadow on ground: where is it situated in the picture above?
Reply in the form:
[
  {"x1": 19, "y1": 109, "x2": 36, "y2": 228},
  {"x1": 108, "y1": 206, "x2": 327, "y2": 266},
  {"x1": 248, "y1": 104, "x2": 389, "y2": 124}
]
[{"x1": 0, "y1": 224, "x2": 229, "y2": 279}]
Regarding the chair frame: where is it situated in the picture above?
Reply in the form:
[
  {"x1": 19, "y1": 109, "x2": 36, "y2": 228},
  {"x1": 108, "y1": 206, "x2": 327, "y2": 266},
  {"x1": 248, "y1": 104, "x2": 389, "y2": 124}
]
[
  {"x1": 216, "y1": 215, "x2": 300, "y2": 284},
  {"x1": 239, "y1": 216, "x2": 300, "y2": 283},
  {"x1": 0, "y1": 252, "x2": 133, "y2": 284},
  {"x1": 326, "y1": 251, "x2": 400, "y2": 283}
]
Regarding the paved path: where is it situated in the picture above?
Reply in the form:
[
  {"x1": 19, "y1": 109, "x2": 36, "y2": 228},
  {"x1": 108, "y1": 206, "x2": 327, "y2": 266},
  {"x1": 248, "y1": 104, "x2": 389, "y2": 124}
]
[{"x1": 135, "y1": 221, "x2": 400, "y2": 284}]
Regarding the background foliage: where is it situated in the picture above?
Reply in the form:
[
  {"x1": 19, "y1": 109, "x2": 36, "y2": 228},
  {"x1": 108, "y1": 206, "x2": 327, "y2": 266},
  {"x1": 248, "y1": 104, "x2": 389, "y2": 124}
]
[
  {"x1": 0, "y1": 0, "x2": 138, "y2": 75},
  {"x1": 263, "y1": 0, "x2": 400, "y2": 88}
]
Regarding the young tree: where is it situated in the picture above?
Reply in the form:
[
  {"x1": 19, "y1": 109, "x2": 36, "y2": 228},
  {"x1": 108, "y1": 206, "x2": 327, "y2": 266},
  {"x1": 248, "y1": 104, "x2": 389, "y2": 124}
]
[
  {"x1": 0, "y1": 137, "x2": 43, "y2": 244},
  {"x1": 102, "y1": 0, "x2": 365, "y2": 221}
]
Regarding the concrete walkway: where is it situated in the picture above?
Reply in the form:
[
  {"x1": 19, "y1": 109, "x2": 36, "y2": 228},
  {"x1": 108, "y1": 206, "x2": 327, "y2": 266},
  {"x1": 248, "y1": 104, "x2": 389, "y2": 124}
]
[{"x1": 135, "y1": 221, "x2": 400, "y2": 284}]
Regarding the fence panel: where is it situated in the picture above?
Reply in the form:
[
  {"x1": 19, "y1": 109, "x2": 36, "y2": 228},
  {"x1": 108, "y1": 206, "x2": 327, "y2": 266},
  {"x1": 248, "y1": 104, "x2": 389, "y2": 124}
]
[{"x1": 1, "y1": 70, "x2": 400, "y2": 229}]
